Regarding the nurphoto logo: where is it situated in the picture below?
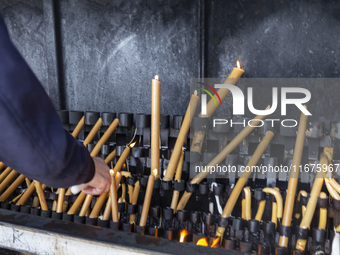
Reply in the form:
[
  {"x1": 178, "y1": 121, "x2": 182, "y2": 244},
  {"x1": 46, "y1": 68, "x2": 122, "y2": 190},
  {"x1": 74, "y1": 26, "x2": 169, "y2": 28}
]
[{"x1": 200, "y1": 84, "x2": 312, "y2": 116}]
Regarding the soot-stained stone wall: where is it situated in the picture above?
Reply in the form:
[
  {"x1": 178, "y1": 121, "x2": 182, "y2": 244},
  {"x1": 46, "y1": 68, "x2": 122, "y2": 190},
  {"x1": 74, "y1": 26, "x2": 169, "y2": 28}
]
[
  {"x1": 206, "y1": 0, "x2": 340, "y2": 78},
  {"x1": 0, "y1": 0, "x2": 60, "y2": 107},
  {"x1": 59, "y1": 0, "x2": 199, "y2": 115}
]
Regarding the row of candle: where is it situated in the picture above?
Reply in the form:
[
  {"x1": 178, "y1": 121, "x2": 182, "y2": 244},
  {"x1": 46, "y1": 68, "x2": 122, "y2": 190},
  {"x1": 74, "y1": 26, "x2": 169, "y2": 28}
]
[
  {"x1": 5, "y1": 59, "x2": 335, "y2": 253},
  {"x1": 0, "y1": 61, "x2": 245, "y2": 228}
]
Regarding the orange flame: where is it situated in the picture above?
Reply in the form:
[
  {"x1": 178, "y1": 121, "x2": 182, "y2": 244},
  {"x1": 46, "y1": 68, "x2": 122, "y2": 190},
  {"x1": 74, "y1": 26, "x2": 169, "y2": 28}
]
[
  {"x1": 153, "y1": 169, "x2": 158, "y2": 176},
  {"x1": 179, "y1": 229, "x2": 189, "y2": 243},
  {"x1": 211, "y1": 237, "x2": 220, "y2": 248},
  {"x1": 129, "y1": 142, "x2": 136, "y2": 148},
  {"x1": 196, "y1": 237, "x2": 209, "y2": 246},
  {"x1": 155, "y1": 75, "x2": 159, "y2": 81},
  {"x1": 109, "y1": 169, "x2": 114, "y2": 175},
  {"x1": 237, "y1": 60, "x2": 241, "y2": 69}
]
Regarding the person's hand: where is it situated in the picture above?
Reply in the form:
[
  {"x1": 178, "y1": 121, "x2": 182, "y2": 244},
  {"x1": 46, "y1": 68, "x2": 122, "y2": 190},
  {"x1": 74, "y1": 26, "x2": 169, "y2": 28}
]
[{"x1": 81, "y1": 157, "x2": 111, "y2": 195}]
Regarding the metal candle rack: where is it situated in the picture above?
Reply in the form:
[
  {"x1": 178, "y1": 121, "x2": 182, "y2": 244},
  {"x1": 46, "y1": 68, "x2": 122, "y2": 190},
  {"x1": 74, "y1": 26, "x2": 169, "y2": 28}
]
[{"x1": 0, "y1": 110, "x2": 340, "y2": 254}]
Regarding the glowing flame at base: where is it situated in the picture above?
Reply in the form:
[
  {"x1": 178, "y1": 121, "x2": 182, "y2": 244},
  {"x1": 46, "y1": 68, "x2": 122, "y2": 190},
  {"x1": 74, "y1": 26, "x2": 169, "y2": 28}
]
[
  {"x1": 179, "y1": 229, "x2": 189, "y2": 243},
  {"x1": 196, "y1": 237, "x2": 209, "y2": 246},
  {"x1": 211, "y1": 237, "x2": 220, "y2": 248}
]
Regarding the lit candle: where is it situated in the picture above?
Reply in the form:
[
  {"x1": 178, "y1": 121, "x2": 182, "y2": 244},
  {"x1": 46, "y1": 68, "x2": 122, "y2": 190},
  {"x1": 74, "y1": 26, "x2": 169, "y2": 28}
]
[
  {"x1": 201, "y1": 60, "x2": 244, "y2": 118},
  {"x1": 114, "y1": 142, "x2": 136, "y2": 173},
  {"x1": 151, "y1": 75, "x2": 160, "y2": 177},
  {"x1": 110, "y1": 169, "x2": 119, "y2": 222},
  {"x1": 139, "y1": 169, "x2": 158, "y2": 227},
  {"x1": 163, "y1": 91, "x2": 199, "y2": 181},
  {"x1": 190, "y1": 61, "x2": 244, "y2": 166}
]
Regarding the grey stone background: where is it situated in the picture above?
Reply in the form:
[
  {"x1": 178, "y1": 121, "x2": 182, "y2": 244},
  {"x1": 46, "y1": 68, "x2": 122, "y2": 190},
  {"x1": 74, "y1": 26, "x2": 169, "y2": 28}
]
[{"x1": 1, "y1": 0, "x2": 339, "y2": 118}]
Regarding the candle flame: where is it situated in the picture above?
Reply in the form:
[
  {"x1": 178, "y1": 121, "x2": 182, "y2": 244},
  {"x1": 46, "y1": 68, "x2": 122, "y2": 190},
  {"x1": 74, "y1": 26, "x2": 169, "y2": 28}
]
[
  {"x1": 196, "y1": 237, "x2": 209, "y2": 246},
  {"x1": 129, "y1": 142, "x2": 136, "y2": 148},
  {"x1": 194, "y1": 90, "x2": 198, "y2": 95},
  {"x1": 153, "y1": 169, "x2": 158, "y2": 176},
  {"x1": 211, "y1": 237, "x2": 220, "y2": 248},
  {"x1": 110, "y1": 169, "x2": 114, "y2": 175},
  {"x1": 237, "y1": 60, "x2": 241, "y2": 69},
  {"x1": 155, "y1": 75, "x2": 159, "y2": 81},
  {"x1": 179, "y1": 229, "x2": 189, "y2": 243}
]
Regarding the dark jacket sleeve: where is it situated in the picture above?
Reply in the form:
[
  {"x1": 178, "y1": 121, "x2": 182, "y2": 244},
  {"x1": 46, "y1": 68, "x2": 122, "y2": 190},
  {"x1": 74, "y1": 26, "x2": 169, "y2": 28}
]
[{"x1": 0, "y1": 15, "x2": 95, "y2": 188}]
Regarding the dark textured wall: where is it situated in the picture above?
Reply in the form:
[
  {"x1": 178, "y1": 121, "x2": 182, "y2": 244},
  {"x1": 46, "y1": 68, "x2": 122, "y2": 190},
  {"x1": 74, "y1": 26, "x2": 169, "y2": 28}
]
[
  {"x1": 0, "y1": 0, "x2": 60, "y2": 107},
  {"x1": 206, "y1": 0, "x2": 340, "y2": 78},
  {"x1": 1, "y1": 0, "x2": 340, "y2": 117},
  {"x1": 59, "y1": 0, "x2": 199, "y2": 115}
]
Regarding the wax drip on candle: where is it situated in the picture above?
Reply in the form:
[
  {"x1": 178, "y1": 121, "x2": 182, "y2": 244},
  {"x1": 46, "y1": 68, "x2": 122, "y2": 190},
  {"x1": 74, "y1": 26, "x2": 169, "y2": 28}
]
[
  {"x1": 155, "y1": 75, "x2": 159, "y2": 81},
  {"x1": 237, "y1": 60, "x2": 241, "y2": 69}
]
